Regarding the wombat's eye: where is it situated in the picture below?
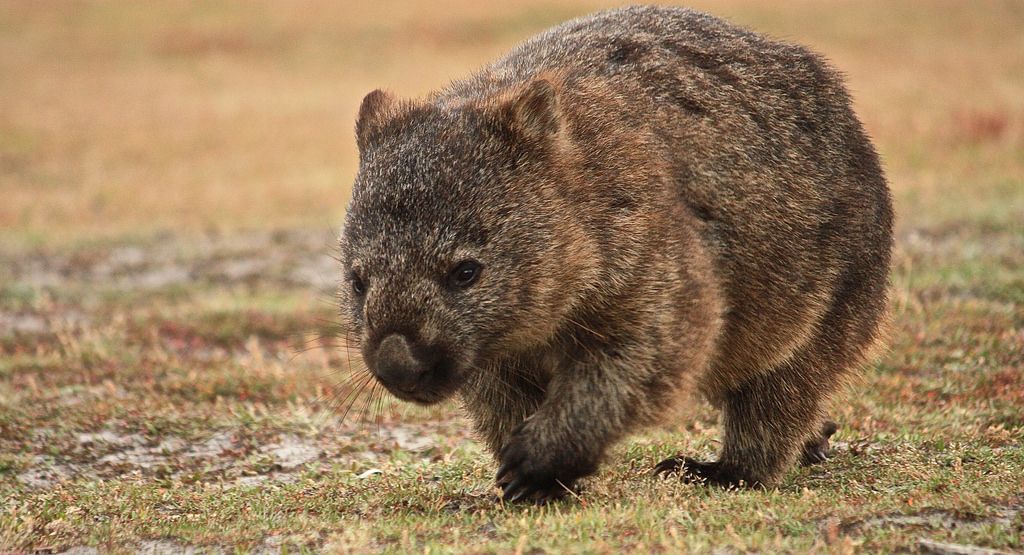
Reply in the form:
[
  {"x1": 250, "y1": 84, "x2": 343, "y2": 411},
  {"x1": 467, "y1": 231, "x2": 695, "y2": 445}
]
[
  {"x1": 448, "y1": 260, "x2": 483, "y2": 289},
  {"x1": 350, "y1": 272, "x2": 366, "y2": 296}
]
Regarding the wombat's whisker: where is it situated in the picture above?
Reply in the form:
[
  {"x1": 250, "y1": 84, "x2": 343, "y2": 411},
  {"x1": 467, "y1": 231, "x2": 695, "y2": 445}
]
[{"x1": 338, "y1": 374, "x2": 375, "y2": 426}]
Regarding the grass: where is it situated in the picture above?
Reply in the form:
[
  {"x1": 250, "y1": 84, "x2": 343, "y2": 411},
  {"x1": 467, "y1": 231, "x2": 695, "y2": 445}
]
[{"x1": 1, "y1": 0, "x2": 1023, "y2": 553}]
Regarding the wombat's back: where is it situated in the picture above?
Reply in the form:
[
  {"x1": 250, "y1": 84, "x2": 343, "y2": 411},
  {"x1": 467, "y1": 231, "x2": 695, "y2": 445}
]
[{"x1": 443, "y1": 5, "x2": 893, "y2": 389}]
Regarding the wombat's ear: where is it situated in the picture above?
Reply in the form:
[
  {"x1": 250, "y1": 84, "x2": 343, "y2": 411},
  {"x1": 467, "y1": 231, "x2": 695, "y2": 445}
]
[
  {"x1": 507, "y1": 79, "x2": 560, "y2": 140},
  {"x1": 355, "y1": 89, "x2": 395, "y2": 150}
]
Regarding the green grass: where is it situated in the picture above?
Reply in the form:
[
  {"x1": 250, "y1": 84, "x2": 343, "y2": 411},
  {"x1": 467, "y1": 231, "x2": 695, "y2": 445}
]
[
  {"x1": 2, "y1": 0, "x2": 1023, "y2": 553},
  {"x1": 1, "y1": 220, "x2": 1021, "y2": 553}
]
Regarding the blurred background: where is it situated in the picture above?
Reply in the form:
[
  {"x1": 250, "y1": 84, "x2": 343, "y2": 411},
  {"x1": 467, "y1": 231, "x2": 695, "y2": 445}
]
[{"x1": 1, "y1": 0, "x2": 1022, "y2": 246}]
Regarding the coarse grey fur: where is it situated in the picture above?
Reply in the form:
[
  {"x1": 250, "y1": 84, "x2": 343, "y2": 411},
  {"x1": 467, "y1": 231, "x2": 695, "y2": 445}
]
[{"x1": 339, "y1": 5, "x2": 893, "y2": 502}]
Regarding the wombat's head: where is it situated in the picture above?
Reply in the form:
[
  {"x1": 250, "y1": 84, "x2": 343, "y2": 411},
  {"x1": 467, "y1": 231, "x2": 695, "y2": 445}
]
[{"x1": 339, "y1": 78, "x2": 587, "y2": 405}]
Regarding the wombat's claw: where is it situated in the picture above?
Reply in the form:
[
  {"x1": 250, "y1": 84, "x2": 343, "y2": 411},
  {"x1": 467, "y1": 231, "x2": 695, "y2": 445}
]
[
  {"x1": 500, "y1": 477, "x2": 537, "y2": 503},
  {"x1": 653, "y1": 455, "x2": 688, "y2": 477},
  {"x1": 497, "y1": 474, "x2": 570, "y2": 504},
  {"x1": 653, "y1": 456, "x2": 718, "y2": 483},
  {"x1": 800, "y1": 420, "x2": 838, "y2": 467},
  {"x1": 495, "y1": 435, "x2": 576, "y2": 503},
  {"x1": 654, "y1": 456, "x2": 751, "y2": 488}
]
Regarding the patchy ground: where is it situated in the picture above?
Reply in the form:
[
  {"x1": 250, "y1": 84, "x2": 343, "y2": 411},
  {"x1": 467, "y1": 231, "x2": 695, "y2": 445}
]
[
  {"x1": 2, "y1": 0, "x2": 1023, "y2": 553},
  {"x1": 1, "y1": 229, "x2": 480, "y2": 552},
  {"x1": 1, "y1": 223, "x2": 1021, "y2": 553}
]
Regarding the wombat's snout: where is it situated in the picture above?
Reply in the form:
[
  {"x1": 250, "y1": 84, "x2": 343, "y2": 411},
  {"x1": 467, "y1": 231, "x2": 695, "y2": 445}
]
[
  {"x1": 374, "y1": 334, "x2": 424, "y2": 392},
  {"x1": 372, "y1": 335, "x2": 452, "y2": 405}
]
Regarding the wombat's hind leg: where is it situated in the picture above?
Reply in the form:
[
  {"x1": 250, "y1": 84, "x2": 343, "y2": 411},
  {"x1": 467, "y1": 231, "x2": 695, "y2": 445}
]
[
  {"x1": 800, "y1": 420, "x2": 838, "y2": 466},
  {"x1": 656, "y1": 356, "x2": 831, "y2": 488}
]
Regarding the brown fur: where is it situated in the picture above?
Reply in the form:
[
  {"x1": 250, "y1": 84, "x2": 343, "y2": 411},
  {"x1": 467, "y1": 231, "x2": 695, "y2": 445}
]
[{"x1": 339, "y1": 6, "x2": 893, "y2": 501}]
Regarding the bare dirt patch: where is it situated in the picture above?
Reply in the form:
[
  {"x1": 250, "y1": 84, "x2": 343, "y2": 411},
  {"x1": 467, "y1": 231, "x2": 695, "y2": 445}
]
[{"x1": 1, "y1": 229, "x2": 341, "y2": 297}]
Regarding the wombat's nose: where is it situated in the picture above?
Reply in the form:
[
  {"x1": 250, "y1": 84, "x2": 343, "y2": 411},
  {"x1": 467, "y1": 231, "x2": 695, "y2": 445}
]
[{"x1": 374, "y1": 334, "x2": 427, "y2": 392}]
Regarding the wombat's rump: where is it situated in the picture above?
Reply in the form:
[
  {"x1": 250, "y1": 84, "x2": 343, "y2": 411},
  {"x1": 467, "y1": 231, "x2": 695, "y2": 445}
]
[{"x1": 339, "y1": 6, "x2": 892, "y2": 502}]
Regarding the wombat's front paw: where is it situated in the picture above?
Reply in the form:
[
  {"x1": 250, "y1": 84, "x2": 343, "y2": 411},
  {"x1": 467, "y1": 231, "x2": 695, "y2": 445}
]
[
  {"x1": 654, "y1": 456, "x2": 757, "y2": 488},
  {"x1": 495, "y1": 423, "x2": 596, "y2": 503}
]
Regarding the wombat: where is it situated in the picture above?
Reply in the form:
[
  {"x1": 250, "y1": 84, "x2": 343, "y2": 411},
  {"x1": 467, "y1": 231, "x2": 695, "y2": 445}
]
[{"x1": 338, "y1": 5, "x2": 892, "y2": 502}]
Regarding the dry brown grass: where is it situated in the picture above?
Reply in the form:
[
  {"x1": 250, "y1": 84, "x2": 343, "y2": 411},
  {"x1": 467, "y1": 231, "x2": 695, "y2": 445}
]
[{"x1": 2, "y1": 0, "x2": 1021, "y2": 246}]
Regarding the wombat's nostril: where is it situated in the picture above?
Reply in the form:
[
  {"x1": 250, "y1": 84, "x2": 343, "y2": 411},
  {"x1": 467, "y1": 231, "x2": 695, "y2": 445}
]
[{"x1": 374, "y1": 334, "x2": 426, "y2": 391}]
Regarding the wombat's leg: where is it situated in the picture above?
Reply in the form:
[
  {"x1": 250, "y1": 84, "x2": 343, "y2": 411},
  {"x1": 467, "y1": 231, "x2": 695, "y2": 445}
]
[
  {"x1": 711, "y1": 259, "x2": 886, "y2": 483},
  {"x1": 659, "y1": 257, "x2": 887, "y2": 486},
  {"x1": 800, "y1": 420, "x2": 838, "y2": 466},
  {"x1": 461, "y1": 366, "x2": 547, "y2": 459},
  {"x1": 656, "y1": 360, "x2": 828, "y2": 488},
  {"x1": 496, "y1": 351, "x2": 668, "y2": 503},
  {"x1": 718, "y1": 363, "x2": 829, "y2": 487}
]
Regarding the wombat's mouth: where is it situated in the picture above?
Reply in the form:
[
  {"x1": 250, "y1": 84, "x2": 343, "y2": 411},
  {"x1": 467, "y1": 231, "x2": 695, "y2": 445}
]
[{"x1": 377, "y1": 358, "x2": 465, "y2": 406}]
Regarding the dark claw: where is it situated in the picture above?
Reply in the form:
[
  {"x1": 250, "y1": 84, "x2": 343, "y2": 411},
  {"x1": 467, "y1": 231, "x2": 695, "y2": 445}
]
[
  {"x1": 501, "y1": 477, "x2": 525, "y2": 501},
  {"x1": 653, "y1": 455, "x2": 685, "y2": 476},
  {"x1": 801, "y1": 420, "x2": 839, "y2": 467},
  {"x1": 802, "y1": 448, "x2": 826, "y2": 465},
  {"x1": 654, "y1": 456, "x2": 751, "y2": 488},
  {"x1": 495, "y1": 460, "x2": 513, "y2": 483},
  {"x1": 676, "y1": 458, "x2": 719, "y2": 484},
  {"x1": 495, "y1": 422, "x2": 586, "y2": 504},
  {"x1": 507, "y1": 484, "x2": 539, "y2": 503}
]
